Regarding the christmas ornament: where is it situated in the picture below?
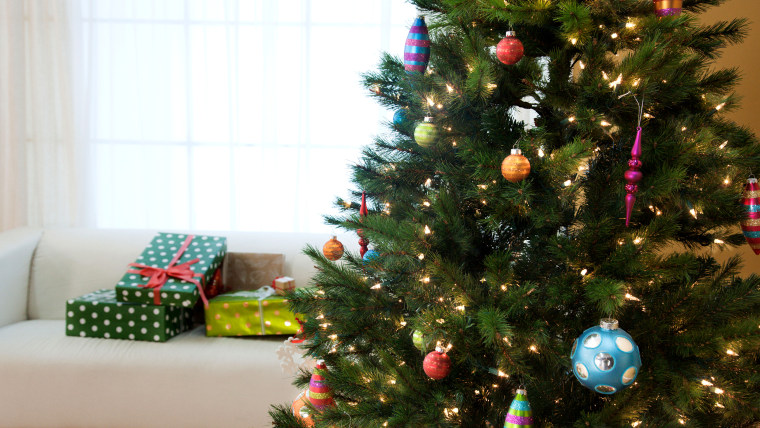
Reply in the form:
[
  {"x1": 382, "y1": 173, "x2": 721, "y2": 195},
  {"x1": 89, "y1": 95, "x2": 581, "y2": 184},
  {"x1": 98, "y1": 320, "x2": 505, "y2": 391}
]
[
  {"x1": 322, "y1": 236, "x2": 345, "y2": 261},
  {"x1": 570, "y1": 318, "x2": 641, "y2": 395},
  {"x1": 309, "y1": 360, "x2": 335, "y2": 409},
  {"x1": 741, "y1": 176, "x2": 760, "y2": 254},
  {"x1": 404, "y1": 16, "x2": 431, "y2": 73},
  {"x1": 625, "y1": 97, "x2": 645, "y2": 227},
  {"x1": 412, "y1": 329, "x2": 432, "y2": 352},
  {"x1": 358, "y1": 191, "x2": 369, "y2": 258},
  {"x1": 501, "y1": 147, "x2": 531, "y2": 183},
  {"x1": 504, "y1": 389, "x2": 533, "y2": 428},
  {"x1": 291, "y1": 390, "x2": 315, "y2": 427},
  {"x1": 654, "y1": 0, "x2": 682, "y2": 17},
  {"x1": 496, "y1": 31, "x2": 524, "y2": 65},
  {"x1": 414, "y1": 117, "x2": 438, "y2": 147},
  {"x1": 423, "y1": 347, "x2": 451, "y2": 379},
  {"x1": 393, "y1": 109, "x2": 407, "y2": 127},
  {"x1": 363, "y1": 249, "x2": 380, "y2": 264}
]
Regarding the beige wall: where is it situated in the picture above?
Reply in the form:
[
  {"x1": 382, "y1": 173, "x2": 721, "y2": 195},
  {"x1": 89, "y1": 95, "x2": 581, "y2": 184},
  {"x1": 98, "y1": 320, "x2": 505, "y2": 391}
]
[{"x1": 701, "y1": 0, "x2": 760, "y2": 275}]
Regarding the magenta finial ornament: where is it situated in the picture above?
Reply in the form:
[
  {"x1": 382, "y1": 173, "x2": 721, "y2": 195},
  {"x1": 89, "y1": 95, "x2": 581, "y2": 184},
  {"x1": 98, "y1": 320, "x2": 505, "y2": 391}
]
[{"x1": 624, "y1": 97, "x2": 645, "y2": 227}]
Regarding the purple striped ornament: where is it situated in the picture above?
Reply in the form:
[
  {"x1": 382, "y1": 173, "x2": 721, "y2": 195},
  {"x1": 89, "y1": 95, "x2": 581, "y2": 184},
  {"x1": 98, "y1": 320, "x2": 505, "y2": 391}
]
[
  {"x1": 654, "y1": 0, "x2": 682, "y2": 16},
  {"x1": 404, "y1": 16, "x2": 430, "y2": 73}
]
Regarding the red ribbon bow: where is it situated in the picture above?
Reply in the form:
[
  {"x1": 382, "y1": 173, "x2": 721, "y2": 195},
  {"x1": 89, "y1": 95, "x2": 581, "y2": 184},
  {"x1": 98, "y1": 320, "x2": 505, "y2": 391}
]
[{"x1": 128, "y1": 234, "x2": 208, "y2": 307}]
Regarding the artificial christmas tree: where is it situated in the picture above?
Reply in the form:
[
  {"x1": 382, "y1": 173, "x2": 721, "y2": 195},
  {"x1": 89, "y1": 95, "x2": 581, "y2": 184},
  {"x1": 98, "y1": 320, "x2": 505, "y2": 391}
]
[{"x1": 271, "y1": 0, "x2": 760, "y2": 426}]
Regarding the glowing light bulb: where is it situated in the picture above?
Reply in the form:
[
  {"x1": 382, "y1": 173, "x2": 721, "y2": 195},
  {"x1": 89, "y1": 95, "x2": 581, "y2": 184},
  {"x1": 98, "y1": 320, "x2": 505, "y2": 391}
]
[
  {"x1": 580, "y1": 268, "x2": 588, "y2": 276},
  {"x1": 611, "y1": 33, "x2": 619, "y2": 39},
  {"x1": 563, "y1": 179, "x2": 572, "y2": 187},
  {"x1": 701, "y1": 379, "x2": 714, "y2": 386},
  {"x1": 424, "y1": 225, "x2": 431, "y2": 234},
  {"x1": 719, "y1": 140, "x2": 728, "y2": 149},
  {"x1": 570, "y1": 38, "x2": 577, "y2": 45},
  {"x1": 726, "y1": 349, "x2": 738, "y2": 356},
  {"x1": 714, "y1": 238, "x2": 724, "y2": 244},
  {"x1": 538, "y1": 148, "x2": 545, "y2": 158},
  {"x1": 418, "y1": 253, "x2": 425, "y2": 260},
  {"x1": 626, "y1": 21, "x2": 636, "y2": 29},
  {"x1": 714, "y1": 387, "x2": 724, "y2": 394}
]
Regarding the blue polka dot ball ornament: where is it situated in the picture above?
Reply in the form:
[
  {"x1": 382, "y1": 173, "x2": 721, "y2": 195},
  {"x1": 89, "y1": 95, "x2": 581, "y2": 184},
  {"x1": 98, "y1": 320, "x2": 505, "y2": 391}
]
[
  {"x1": 393, "y1": 109, "x2": 408, "y2": 127},
  {"x1": 570, "y1": 318, "x2": 641, "y2": 395},
  {"x1": 363, "y1": 249, "x2": 380, "y2": 264}
]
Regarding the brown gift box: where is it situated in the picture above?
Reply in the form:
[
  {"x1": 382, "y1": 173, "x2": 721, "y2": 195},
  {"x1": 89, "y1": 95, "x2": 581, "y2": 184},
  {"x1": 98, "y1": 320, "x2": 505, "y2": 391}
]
[{"x1": 222, "y1": 252, "x2": 284, "y2": 291}]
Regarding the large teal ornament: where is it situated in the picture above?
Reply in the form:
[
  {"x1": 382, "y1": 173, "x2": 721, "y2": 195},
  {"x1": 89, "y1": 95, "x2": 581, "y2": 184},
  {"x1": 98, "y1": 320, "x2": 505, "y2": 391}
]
[{"x1": 570, "y1": 318, "x2": 641, "y2": 395}]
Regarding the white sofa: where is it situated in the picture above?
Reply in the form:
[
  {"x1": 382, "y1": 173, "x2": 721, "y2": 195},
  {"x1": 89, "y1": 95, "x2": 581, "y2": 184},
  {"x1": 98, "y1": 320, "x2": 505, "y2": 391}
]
[{"x1": 0, "y1": 228, "x2": 355, "y2": 428}]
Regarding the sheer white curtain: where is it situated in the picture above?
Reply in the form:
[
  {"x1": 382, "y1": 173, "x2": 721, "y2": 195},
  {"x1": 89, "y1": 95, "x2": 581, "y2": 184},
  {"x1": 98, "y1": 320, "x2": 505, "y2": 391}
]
[
  {"x1": 0, "y1": 0, "x2": 89, "y2": 231},
  {"x1": 75, "y1": 0, "x2": 417, "y2": 233}
]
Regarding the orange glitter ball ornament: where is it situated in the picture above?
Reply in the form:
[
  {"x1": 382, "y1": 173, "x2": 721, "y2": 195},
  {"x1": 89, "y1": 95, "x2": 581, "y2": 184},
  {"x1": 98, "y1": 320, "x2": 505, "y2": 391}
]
[
  {"x1": 322, "y1": 236, "x2": 345, "y2": 261},
  {"x1": 501, "y1": 148, "x2": 531, "y2": 182}
]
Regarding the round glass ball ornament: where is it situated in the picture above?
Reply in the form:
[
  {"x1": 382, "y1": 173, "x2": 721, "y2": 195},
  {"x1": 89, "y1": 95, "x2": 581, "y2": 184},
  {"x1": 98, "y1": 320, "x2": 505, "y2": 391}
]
[
  {"x1": 501, "y1": 148, "x2": 531, "y2": 183},
  {"x1": 412, "y1": 329, "x2": 433, "y2": 352},
  {"x1": 322, "y1": 236, "x2": 344, "y2": 261},
  {"x1": 363, "y1": 249, "x2": 380, "y2": 264},
  {"x1": 393, "y1": 109, "x2": 408, "y2": 127},
  {"x1": 496, "y1": 31, "x2": 524, "y2": 65},
  {"x1": 654, "y1": 0, "x2": 682, "y2": 16},
  {"x1": 291, "y1": 390, "x2": 315, "y2": 427},
  {"x1": 423, "y1": 347, "x2": 451, "y2": 379},
  {"x1": 570, "y1": 318, "x2": 641, "y2": 395},
  {"x1": 414, "y1": 117, "x2": 438, "y2": 147}
]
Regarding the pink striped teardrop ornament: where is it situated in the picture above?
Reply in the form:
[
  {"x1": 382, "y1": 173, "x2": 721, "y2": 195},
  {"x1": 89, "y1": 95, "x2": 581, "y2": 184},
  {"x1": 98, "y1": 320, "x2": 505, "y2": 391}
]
[
  {"x1": 624, "y1": 127, "x2": 644, "y2": 227},
  {"x1": 741, "y1": 177, "x2": 760, "y2": 255},
  {"x1": 308, "y1": 360, "x2": 335, "y2": 409},
  {"x1": 404, "y1": 16, "x2": 431, "y2": 73}
]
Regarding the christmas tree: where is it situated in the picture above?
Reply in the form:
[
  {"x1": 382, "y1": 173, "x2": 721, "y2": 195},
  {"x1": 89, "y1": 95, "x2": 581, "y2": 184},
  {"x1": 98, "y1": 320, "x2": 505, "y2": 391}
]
[{"x1": 271, "y1": 0, "x2": 760, "y2": 426}]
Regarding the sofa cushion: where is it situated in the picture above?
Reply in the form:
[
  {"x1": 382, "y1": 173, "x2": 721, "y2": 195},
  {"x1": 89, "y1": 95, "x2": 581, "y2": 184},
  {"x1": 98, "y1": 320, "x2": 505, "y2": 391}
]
[
  {"x1": 0, "y1": 320, "x2": 299, "y2": 428},
  {"x1": 28, "y1": 229, "x2": 156, "y2": 320}
]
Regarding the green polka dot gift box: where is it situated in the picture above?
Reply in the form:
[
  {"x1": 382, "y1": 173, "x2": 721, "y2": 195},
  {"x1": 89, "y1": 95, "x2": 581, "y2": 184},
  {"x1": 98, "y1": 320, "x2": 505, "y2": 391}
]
[
  {"x1": 204, "y1": 287, "x2": 302, "y2": 337},
  {"x1": 115, "y1": 232, "x2": 227, "y2": 308},
  {"x1": 66, "y1": 289, "x2": 194, "y2": 342}
]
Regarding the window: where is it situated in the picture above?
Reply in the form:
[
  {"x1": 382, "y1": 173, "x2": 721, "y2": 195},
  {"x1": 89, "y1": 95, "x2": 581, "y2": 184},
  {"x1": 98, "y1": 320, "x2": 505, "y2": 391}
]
[{"x1": 76, "y1": 0, "x2": 417, "y2": 232}]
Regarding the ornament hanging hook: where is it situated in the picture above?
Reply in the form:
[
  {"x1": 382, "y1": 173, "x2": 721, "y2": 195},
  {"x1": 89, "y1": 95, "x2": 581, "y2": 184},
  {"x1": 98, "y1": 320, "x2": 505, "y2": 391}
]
[{"x1": 633, "y1": 95, "x2": 645, "y2": 129}]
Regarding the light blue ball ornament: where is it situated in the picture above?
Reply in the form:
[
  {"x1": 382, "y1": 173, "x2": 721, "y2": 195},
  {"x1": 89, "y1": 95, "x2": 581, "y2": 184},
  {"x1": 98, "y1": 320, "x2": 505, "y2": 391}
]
[
  {"x1": 363, "y1": 250, "x2": 380, "y2": 264},
  {"x1": 570, "y1": 318, "x2": 641, "y2": 395}
]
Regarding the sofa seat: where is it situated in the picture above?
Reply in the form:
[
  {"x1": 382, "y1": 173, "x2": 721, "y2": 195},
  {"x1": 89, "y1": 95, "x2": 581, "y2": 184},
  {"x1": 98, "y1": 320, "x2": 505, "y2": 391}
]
[
  {"x1": 0, "y1": 228, "x2": 358, "y2": 428},
  {"x1": 0, "y1": 319, "x2": 296, "y2": 428}
]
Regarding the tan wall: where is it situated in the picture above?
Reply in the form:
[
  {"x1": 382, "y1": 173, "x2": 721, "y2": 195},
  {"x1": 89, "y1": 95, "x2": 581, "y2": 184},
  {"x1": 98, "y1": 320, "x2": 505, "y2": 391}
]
[{"x1": 701, "y1": 0, "x2": 760, "y2": 275}]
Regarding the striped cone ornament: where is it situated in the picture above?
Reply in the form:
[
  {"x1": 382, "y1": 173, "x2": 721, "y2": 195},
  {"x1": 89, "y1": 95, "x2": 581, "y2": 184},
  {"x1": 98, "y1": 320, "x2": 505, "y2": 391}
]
[
  {"x1": 404, "y1": 16, "x2": 431, "y2": 73},
  {"x1": 309, "y1": 360, "x2": 335, "y2": 409},
  {"x1": 741, "y1": 177, "x2": 760, "y2": 255},
  {"x1": 504, "y1": 389, "x2": 533, "y2": 428}
]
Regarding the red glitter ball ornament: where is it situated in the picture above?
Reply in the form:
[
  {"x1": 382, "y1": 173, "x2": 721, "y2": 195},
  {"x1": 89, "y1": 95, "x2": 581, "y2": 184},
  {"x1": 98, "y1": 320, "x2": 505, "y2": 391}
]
[
  {"x1": 423, "y1": 348, "x2": 451, "y2": 380},
  {"x1": 496, "y1": 31, "x2": 524, "y2": 65}
]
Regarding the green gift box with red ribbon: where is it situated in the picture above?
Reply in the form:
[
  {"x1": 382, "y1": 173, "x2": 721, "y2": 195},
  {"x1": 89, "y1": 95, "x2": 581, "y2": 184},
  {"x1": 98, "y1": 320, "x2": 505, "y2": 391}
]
[{"x1": 115, "y1": 232, "x2": 227, "y2": 308}]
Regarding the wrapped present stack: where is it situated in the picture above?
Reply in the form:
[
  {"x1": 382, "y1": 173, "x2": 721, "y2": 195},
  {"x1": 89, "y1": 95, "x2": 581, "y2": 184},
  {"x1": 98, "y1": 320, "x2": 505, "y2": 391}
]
[{"x1": 66, "y1": 232, "x2": 227, "y2": 342}]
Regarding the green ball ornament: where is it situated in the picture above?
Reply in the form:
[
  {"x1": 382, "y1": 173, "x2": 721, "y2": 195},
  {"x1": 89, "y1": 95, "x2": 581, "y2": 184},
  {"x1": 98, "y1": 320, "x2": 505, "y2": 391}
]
[
  {"x1": 412, "y1": 329, "x2": 430, "y2": 351},
  {"x1": 414, "y1": 117, "x2": 438, "y2": 147}
]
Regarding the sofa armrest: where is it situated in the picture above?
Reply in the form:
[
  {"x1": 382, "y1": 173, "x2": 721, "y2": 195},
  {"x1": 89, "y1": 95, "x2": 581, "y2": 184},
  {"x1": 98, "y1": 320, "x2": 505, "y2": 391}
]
[{"x1": 0, "y1": 228, "x2": 42, "y2": 327}]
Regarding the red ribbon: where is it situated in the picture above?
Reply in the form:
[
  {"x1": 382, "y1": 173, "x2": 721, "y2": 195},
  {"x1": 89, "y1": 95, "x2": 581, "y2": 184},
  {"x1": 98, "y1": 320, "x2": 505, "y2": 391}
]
[{"x1": 128, "y1": 234, "x2": 208, "y2": 307}]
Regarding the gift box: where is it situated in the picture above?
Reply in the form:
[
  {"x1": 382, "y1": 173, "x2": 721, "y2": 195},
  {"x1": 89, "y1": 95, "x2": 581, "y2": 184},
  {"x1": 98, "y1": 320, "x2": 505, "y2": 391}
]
[
  {"x1": 273, "y1": 276, "x2": 295, "y2": 295},
  {"x1": 115, "y1": 232, "x2": 227, "y2": 308},
  {"x1": 205, "y1": 286, "x2": 301, "y2": 336},
  {"x1": 66, "y1": 289, "x2": 194, "y2": 342},
  {"x1": 222, "y1": 252, "x2": 284, "y2": 292}
]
